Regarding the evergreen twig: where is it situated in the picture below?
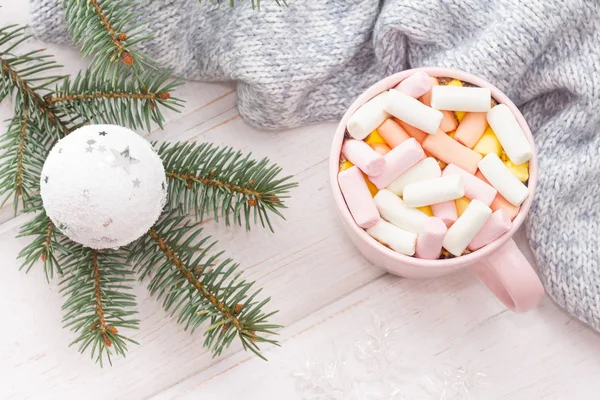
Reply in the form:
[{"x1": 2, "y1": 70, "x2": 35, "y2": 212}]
[
  {"x1": 157, "y1": 142, "x2": 297, "y2": 231},
  {"x1": 128, "y1": 211, "x2": 280, "y2": 359},
  {"x1": 60, "y1": 245, "x2": 139, "y2": 366},
  {"x1": 62, "y1": 0, "x2": 151, "y2": 73},
  {"x1": 18, "y1": 208, "x2": 63, "y2": 280},
  {"x1": 47, "y1": 69, "x2": 184, "y2": 131}
]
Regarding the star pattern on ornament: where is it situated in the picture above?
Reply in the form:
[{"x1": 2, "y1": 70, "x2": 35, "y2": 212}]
[
  {"x1": 111, "y1": 146, "x2": 139, "y2": 174},
  {"x1": 132, "y1": 178, "x2": 141, "y2": 188},
  {"x1": 98, "y1": 145, "x2": 106, "y2": 153},
  {"x1": 87, "y1": 139, "x2": 96, "y2": 145},
  {"x1": 85, "y1": 146, "x2": 94, "y2": 153},
  {"x1": 58, "y1": 148, "x2": 63, "y2": 154},
  {"x1": 43, "y1": 176, "x2": 48, "y2": 184},
  {"x1": 99, "y1": 131, "x2": 107, "y2": 136},
  {"x1": 161, "y1": 181, "x2": 166, "y2": 191}
]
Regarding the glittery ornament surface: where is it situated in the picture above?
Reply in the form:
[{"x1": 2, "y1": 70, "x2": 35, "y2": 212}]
[{"x1": 40, "y1": 124, "x2": 167, "y2": 249}]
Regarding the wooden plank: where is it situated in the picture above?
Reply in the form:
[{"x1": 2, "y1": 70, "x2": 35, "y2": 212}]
[{"x1": 152, "y1": 272, "x2": 600, "y2": 400}]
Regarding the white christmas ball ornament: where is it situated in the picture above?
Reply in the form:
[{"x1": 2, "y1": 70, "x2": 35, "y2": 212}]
[{"x1": 40, "y1": 124, "x2": 167, "y2": 249}]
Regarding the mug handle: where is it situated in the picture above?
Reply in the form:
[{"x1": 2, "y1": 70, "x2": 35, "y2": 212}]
[{"x1": 470, "y1": 239, "x2": 545, "y2": 312}]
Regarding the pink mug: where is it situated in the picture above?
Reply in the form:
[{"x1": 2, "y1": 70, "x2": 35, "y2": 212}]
[{"x1": 330, "y1": 67, "x2": 545, "y2": 312}]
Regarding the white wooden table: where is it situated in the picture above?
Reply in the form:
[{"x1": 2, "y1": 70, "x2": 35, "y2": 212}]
[{"x1": 2, "y1": 3, "x2": 600, "y2": 399}]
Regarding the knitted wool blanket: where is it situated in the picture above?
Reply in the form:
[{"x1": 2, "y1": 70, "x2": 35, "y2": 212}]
[{"x1": 31, "y1": 1, "x2": 600, "y2": 329}]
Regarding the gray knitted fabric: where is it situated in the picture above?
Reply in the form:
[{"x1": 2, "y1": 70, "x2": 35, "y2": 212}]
[{"x1": 31, "y1": 1, "x2": 600, "y2": 328}]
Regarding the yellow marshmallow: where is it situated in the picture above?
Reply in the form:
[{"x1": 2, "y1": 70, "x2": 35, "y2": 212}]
[
  {"x1": 473, "y1": 127, "x2": 502, "y2": 156},
  {"x1": 455, "y1": 196, "x2": 471, "y2": 217},
  {"x1": 417, "y1": 206, "x2": 434, "y2": 217},
  {"x1": 447, "y1": 79, "x2": 463, "y2": 87},
  {"x1": 438, "y1": 160, "x2": 447, "y2": 169},
  {"x1": 365, "y1": 129, "x2": 387, "y2": 146},
  {"x1": 340, "y1": 160, "x2": 354, "y2": 171},
  {"x1": 448, "y1": 130, "x2": 456, "y2": 139},
  {"x1": 364, "y1": 173, "x2": 378, "y2": 197},
  {"x1": 505, "y1": 160, "x2": 529, "y2": 182}
]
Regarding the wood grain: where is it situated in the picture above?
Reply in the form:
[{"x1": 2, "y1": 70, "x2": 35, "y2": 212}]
[{"x1": 1, "y1": 2, "x2": 598, "y2": 400}]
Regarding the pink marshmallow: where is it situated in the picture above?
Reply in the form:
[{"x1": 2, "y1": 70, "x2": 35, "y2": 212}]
[
  {"x1": 368, "y1": 138, "x2": 425, "y2": 189},
  {"x1": 342, "y1": 139, "x2": 386, "y2": 177},
  {"x1": 415, "y1": 217, "x2": 448, "y2": 259},
  {"x1": 395, "y1": 71, "x2": 433, "y2": 98},
  {"x1": 442, "y1": 163, "x2": 497, "y2": 206},
  {"x1": 338, "y1": 166, "x2": 380, "y2": 229},
  {"x1": 431, "y1": 201, "x2": 458, "y2": 227},
  {"x1": 468, "y1": 209, "x2": 512, "y2": 250}
]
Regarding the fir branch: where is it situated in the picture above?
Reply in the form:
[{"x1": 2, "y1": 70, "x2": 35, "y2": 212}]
[
  {"x1": 46, "y1": 69, "x2": 184, "y2": 131},
  {"x1": 17, "y1": 209, "x2": 63, "y2": 280},
  {"x1": 156, "y1": 142, "x2": 297, "y2": 231},
  {"x1": 0, "y1": 25, "x2": 71, "y2": 139},
  {"x1": 60, "y1": 245, "x2": 139, "y2": 366},
  {"x1": 128, "y1": 212, "x2": 280, "y2": 359},
  {"x1": 62, "y1": 0, "x2": 152, "y2": 73},
  {"x1": 0, "y1": 111, "x2": 54, "y2": 212}
]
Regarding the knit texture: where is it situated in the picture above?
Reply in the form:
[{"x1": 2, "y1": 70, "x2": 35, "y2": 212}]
[{"x1": 30, "y1": 1, "x2": 600, "y2": 328}]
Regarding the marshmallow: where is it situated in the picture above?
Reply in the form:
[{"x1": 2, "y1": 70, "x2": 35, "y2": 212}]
[
  {"x1": 415, "y1": 217, "x2": 448, "y2": 259},
  {"x1": 370, "y1": 143, "x2": 391, "y2": 155},
  {"x1": 338, "y1": 166, "x2": 380, "y2": 228},
  {"x1": 395, "y1": 71, "x2": 433, "y2": 98},
  {"x1": 396, "y1": 119, "x2": 428, "y2": 143},
  {"x1": 431, "y1": 201, "x2": 458, "y2": 227},
  {"x1": 431, "y1": 86, "x2": 492, "y2": 112},
  {"x1": 423, "y1": 131, "x2": 482, "y2": 174},
  {"x1": 446, "y1": 80, "x2": 467, "y2": 121},
  {"x1": 468, "y1": 209, "x2": 512, "y2": 250},
  {"x1": 347, "y1": 92, "x2": 390, "y2": 140},
  {"x1": 486, "y1": 104, "x2": 533, "y2": 165},
  {"x1": 454, "y1": 112, "x2": 487, "y2": 148},
  {"x1": 455, "y1": 196, "x2": 471, "y2": 217},
  {"x1": 478, "y1": 153, "x2": 529, "y2": 206},
  {"x1": 442, "y1": 163, "x2": 497, "y2": 206},
  {"x1": 475, "y1": 171, "x2": 521, "y2": 220},
  {"x1": 374, "y1": 190, "x2": 429, "y2": 233},
  {"x1": 377, "y1": 119, "x2": 411, "y2": 148},
  {"x1": 473, "y1": 126, "x2": 502, "y2": 156},
  {"x1": 443, "y1": 199, "x2": 492, "y2": 256},
  {"x1": 419, "y1": 77, "x2": 458, "y2": 133},
  {"x1": 384, "y1": 89, "x2": 443, "y2": 135},
  {"x1": 365, "y1": 129, "x2": 387, "y2": 146},
  {"x1": 369, "y1": 138, "x2": 425, "y2": 189},
  {"x1": 403, "y1": 175, "x2": 465, "y2": 208},
  {"x1": 386, "y1": 157, "x2": 441, "y2": 196},
  {"x1": 366, "y1": 218, "x2": 417, "y2": 256},
  {"x1": 504, "y1": 160, "x2": 529, "y2": 182},
  {"x1": 342, "y1": 139, "x2": 386, "y2": 177}
]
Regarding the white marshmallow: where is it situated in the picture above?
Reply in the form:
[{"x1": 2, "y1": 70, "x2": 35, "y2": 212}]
[
  {"x1": 386, "y1": 157, "x2": 441, "y2": 196},
  {"x1": 347, "y1": 92, "x2": 390, "y2": 140},
  {"x1": 383, "y1": 89, "x2": 443, "y2": 135},
  {"x1": 443, "y1": 199, "x2": 492, "y2": 256},
  {"x1": 366, "y1": 219, "x2": 417, "y2": 256},
  {"x1": 486, "y1": 104, "x2": 533, "y2": 164},
  {"x1": 478, "y1": 153, "x2": 529, "y2": 206},
  {"x1": 403, "y1": 175, "x2": 465, "y2": 208},
  {"x1": 374, "y1": 189, "x2": 429, "y2": 233},
  {"x1": 431, "y1": 86, "x2": 491, "y2": 112}
]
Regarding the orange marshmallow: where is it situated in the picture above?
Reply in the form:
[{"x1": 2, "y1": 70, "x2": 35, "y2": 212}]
[
  {"x1": 475, "y1": 171, "x2": 520, "y2": 219},
  {"x1": 377, "y1": 119, "x2": 411, "y2": 148},
  {"x1": 422, "y1": 130, "x2": 482, "y2": 174},
  {"x1": 370, "y1": 143, "x2": 391, "y2": 155},
  {"x1": 394, "y1": 118, "x2": 428, "y2": 143},
  {"x1": 419, "y1": 78, "x2": 457, "y2": 133},
  {"x1": 454, "y1": 112, "x2": 488, "y2": 148}
]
